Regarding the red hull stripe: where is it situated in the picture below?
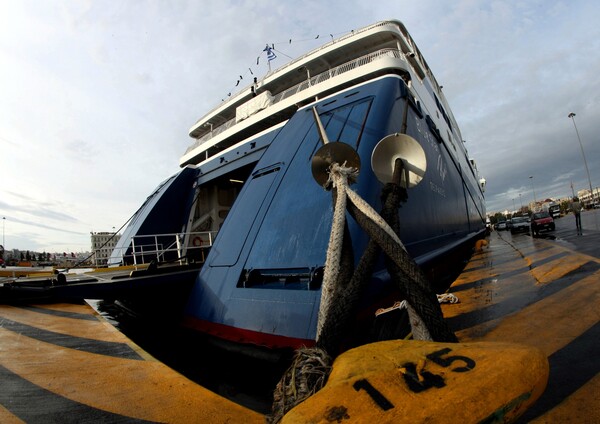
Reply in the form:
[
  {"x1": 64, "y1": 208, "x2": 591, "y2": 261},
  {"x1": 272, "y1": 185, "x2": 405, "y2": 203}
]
[{"x1": 181, "y1": 316, "x2": 315, "y2": 349}]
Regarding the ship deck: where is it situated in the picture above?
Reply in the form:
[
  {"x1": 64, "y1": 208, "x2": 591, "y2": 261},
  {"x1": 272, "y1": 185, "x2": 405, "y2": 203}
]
[{"x1": 1, "y1": 214, "x2": 599, "y2": 422}]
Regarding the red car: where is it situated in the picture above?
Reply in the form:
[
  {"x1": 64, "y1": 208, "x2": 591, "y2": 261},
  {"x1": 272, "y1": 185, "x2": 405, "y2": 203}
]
[{"x1": 531, "y1": 211, "x2": 555, "y2": 234}]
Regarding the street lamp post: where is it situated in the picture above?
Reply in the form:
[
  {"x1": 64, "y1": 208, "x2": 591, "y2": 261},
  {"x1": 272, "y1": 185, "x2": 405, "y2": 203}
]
[
  {"x1": 2, "y1": 217, "x2": 5, "y2": 249},
  {"x1": 568, "y1": 112, "x2": 594, "y2": 204},
  {"x1": 529, "y1": 176, "x2": 537, "y2": 209}
]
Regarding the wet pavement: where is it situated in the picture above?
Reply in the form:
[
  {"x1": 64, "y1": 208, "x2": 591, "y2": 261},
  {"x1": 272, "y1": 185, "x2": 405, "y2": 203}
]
[
  {"x1": 443, "y1": 219, "x2": 600, "y2": 423},
  {"x1": 1, "y1": 212, "x2": 599, "y2": 422},
  {"x1": 538, "y1": 208, "x2": 600, "y2": 259}
]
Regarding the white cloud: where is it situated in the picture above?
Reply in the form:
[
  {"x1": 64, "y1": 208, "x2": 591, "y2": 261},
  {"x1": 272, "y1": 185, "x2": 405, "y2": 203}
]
[{"x1": 1, "y1": 0, "x2": 599, "y2": 251}]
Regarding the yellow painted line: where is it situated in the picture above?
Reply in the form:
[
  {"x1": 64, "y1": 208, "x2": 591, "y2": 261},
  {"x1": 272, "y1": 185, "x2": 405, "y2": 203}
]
[
  {"x1": 85, "y1": 264, "x2": 149, "y2": 274},
  {"x1": 531, "y1": 253, "x2": 590, "y2": 285},
  {"x1": 526, "y1": 234, "x2": 600, "y2": 264},
  {"x1": 0, "y1": 305, "x2": 126, "y2": 342},
  {"x1": 531, "y1": 372, "x2": 600, "y2": 423},
  {"x1": 0, "y1": 404, "x2": 24, "y2": 424},
  {"x1": 450, "y1": 268, "x2": 499, "y2": 287},
  {"x1": 33, "y1": 303, "x2": 93, "y2": 314},
  {"x1": 0, "y1": 318, "x2": 262, "y2": 423},
  {"x1": 0, "y1": 270, "x2": 50, "y2": 278},
  {"x1": 455, "y1": 269, "x2": 600, "y2": 355},
  {"x1": 443, "y1": 268, "x2": 537, "y2": 320}
]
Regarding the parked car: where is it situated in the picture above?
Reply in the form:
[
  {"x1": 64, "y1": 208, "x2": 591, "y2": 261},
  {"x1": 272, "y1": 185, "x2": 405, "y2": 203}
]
[
  {"x1": 510, "y1": 216, "x2": 530, "y2": 234},
  {"x1": 531, "y1": 211, "x2": 555, "y2": 234},
  {"x1": 495, "y1": 221, "x2": 508, "y2": 231}
]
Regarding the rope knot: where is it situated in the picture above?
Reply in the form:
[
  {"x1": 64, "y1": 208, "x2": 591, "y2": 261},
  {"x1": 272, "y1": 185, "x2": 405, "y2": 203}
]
[{"x1": 325, "y1": 161, "x2": 359, "y2": 189}]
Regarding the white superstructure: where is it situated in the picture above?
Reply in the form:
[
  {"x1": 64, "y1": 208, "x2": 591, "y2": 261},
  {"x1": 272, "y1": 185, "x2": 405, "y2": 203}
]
[{"x1": 180, "y1": 20, "x2": 476, "y2": 184}]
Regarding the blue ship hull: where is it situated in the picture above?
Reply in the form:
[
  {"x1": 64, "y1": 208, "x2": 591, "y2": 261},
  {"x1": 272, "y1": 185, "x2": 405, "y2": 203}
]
[
  {"x1": 107, "y1": 75, "x2": 485, "y2": 349},
  {"x1": 172, "y1": 76, "x2": 486, "y2": 348}
]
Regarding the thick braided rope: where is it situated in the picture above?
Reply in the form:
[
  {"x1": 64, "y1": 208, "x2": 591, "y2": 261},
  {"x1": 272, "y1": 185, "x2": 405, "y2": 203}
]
[
  {"x1": 403, "y1": 300, "x2": 433, "y2": 341},
  {"x1": 437, "y1": 293, "x2": 460, "y2": 304},
  {"x1": 316, "y1": 163, "x2": 354, "y2": 340},
  {"x1": 346, "y1": 200, "x2": 458, "y2": 343},
  {"x1": 317, "y1": 162, "x2": 455, "y2": 343},
  {"x1": 344, "y1": 184, "x2": 407, "y2": 252},
  {"x1": 378, "y1": 300, "x2": 433, "y2": 341}
]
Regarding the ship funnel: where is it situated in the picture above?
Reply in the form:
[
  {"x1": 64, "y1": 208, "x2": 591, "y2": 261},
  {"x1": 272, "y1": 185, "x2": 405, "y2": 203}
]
[{"x1": 371, "y1": 133, "x2": 426, "y2": 188}]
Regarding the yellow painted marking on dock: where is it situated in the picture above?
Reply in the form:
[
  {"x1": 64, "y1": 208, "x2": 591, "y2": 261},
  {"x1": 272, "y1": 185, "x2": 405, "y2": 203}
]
[
  {"x1": 0, "y1": 404, "x2": 25, "y2": 424},
  {"x1": 32, "y1": 302, "x2": 93, "y2": 314},
  {"x1": 0, "y1": 304, "x2": 263, "y2": 423},
  {"x1": 531, "y1": 253, "x2": 590, "y2": 284},
  {"x1": 455, "y1": 269, "x2": 600, "y2": 355},
  {"x1": 454, "y1": 251, "x2": 524, "y2": 286},
  {"x1": 441, "y1": 232, "x2": 599, "y2": 422},
  {"x1": 0, "y1": 269, "x2": 52, "y2": 278},
  {"x1": 0, "y1": 304, "x2": 127, "y2": 342},
  {"x1": 531, "y1": 372, "x2": 600, "y2": 423},
  {"x1": 443, "y1": 270, "x2": 537, "y2": 320},
  {"x1": 451, "y1": 269, "x2": 499, "y2": 287},
  {"x1": 85, "y1": 264, "x2": 149, "y2": 273}
]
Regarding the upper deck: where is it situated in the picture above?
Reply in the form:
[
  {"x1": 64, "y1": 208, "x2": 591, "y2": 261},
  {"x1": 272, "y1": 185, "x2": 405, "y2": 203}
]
[{"x1": 180, "y1": 20, "x2": 460, "y2": 168}]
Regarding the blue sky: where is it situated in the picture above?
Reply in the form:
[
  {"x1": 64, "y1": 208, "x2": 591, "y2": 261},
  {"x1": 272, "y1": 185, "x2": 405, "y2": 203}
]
[{"x1": 1, "y1": 0, "x2": 599, "y2": 252}]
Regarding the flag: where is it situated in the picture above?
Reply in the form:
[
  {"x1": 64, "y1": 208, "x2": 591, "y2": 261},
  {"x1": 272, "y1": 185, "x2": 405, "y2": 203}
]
[{"x1": 263, "y1": 45, "x2": 276, "y2": 61}]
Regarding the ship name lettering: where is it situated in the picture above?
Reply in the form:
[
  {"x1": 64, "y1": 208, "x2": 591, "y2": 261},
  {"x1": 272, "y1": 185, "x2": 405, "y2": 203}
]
[{"x1": 430, "y1": 181, "x2": 446, "y2": 197}]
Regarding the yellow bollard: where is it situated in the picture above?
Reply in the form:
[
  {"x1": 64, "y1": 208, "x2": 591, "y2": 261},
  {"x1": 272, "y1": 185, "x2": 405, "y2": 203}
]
[{"x1": 282, "y1": 340, "x2": 548, "y2": 423}]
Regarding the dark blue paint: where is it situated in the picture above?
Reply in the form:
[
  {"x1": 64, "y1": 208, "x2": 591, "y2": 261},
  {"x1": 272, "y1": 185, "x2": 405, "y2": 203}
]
[
  {"x1": 184, "y1": 76, "x2": 485, "y2": 344},
  {"x1": 109, "y1": 166, "x2": 198, "y2": 265}
]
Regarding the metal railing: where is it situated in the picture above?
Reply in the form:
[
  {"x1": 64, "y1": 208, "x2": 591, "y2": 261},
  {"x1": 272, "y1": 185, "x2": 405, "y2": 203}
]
[
  {"x1": 109, "y1": 231, "x2": 218, "y2": 266},
  {"x1": 188, "y1": 21, "x2": 397, "y2": 129},
  {"x1": 184, "y1": 48, "x2": 405, "y2": 156}
]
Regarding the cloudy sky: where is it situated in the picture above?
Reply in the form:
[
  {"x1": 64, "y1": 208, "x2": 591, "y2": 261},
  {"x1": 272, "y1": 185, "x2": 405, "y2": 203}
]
[{"x1": 1, "y1": 0, "x2": 599, "y2": 253}]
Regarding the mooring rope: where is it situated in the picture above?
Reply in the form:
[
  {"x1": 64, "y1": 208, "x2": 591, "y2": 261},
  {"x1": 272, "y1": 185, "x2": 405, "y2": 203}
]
[
  {"x1": 316, "y1": 162, "x2": 356, "y2": 341},
  {"x1": 269, "y1": 158, "x2": 457, "y2": 423},
  {"x1": 346, "y1": 199, "x2": 457, "y2": 343},
  {"x1": 375, "y1": 300, "x2": 432, "y2": 341},
  {"x1": 317, "y1": 162, "x2": 413, "y2": 340},
  {"x1": 437, "y1": 293, "x2": 460, "y2": 304}
]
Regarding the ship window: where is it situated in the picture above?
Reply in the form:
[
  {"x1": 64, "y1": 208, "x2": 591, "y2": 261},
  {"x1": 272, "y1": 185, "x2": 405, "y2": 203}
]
[
  {"x1": 320, "y1": 97, "x2": 373, "y2": 151},
  {"x1": 242, "y1": 98, "x2": 373, "y2": 272}
]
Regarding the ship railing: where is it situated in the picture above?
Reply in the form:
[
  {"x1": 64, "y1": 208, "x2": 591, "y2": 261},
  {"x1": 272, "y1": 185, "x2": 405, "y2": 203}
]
[
  {"x1": 111, "y1": 231, "x2": 218, "y2": 266},
  {"x1": 184, "y1": 48, "x2": 405, "y2": 156},
  {"x1": 189, "y1": 21, "x2": 396, "y2": 131}
]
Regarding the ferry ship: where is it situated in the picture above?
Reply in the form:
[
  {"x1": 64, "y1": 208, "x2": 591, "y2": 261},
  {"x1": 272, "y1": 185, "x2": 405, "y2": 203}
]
[{"x1": 108, "y1": 20, "x2": 487, "y2": 350}]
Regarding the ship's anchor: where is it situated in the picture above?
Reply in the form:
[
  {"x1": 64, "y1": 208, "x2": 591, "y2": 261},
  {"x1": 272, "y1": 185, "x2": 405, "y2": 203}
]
[{"x1": 268, "y1": 107, "x2": 455, "y2": 423}]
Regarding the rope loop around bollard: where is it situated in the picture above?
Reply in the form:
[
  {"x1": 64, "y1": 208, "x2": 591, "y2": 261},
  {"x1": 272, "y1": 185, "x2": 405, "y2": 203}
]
[{"x1": 268, "y1": 158, "x2": 457, "y2": 423}]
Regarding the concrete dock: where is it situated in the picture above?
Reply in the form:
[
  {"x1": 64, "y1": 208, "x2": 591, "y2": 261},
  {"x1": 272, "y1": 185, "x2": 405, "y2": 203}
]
[
  {"x1": 443, "y1": 212, "x2": 600, "y2": 423},
  {"x1": 0, "y1": 211, "x2": 599, "y2": 422}
]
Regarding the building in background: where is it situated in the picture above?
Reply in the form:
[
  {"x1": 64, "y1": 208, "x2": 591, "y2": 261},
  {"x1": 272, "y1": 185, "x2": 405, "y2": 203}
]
[
  {"x1": 91, "y1": 232, "x2": 121, "y2": 266},
  {"x1": 577, "y1": 188, "x2": 600, "y2": 207}
]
